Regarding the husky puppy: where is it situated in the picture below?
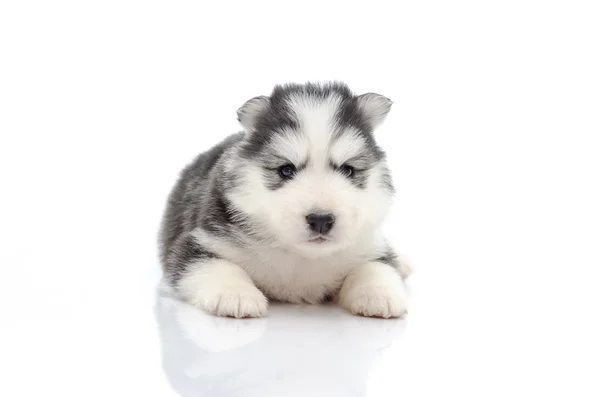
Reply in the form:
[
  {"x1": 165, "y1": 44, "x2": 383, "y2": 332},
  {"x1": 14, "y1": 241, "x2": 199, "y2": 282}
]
[{"x1": 159, "y1": 82, "x2": 411, "y2": 318}]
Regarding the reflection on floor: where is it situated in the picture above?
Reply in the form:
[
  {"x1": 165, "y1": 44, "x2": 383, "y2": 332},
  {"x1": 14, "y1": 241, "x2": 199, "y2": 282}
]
[{"x1": 155, "y1": 289, "x2": 407, "y2": 397}]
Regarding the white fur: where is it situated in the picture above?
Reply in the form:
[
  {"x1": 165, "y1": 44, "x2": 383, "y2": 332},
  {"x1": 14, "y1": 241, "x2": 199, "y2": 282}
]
[
  {"x1": 269, "y1": 131, "x2": 310, "y2": 166},
  {"x1": 329, "y1": 129, "x2": 368, "y2": 165},
  {"x1": 286, "y1": 93, "x2": 342, "y2": 160},
  {"x1": 338, "y1": 262, "x2": 408, "y2": 318},
  {"x1": 191, "y1": 228, "x2": 373, "y2": 304},
  {"x1": 178, "y1": 259, "x2": 268, "y2": 318}
]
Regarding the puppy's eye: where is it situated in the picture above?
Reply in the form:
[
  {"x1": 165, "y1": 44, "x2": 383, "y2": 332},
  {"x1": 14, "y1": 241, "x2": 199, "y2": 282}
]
[
  {"x1": 340, "y1": 164, "x2": 355, "y2": 178},
  {"x1": 278, "y1": 164, "x2": 297, "y2": 179}
]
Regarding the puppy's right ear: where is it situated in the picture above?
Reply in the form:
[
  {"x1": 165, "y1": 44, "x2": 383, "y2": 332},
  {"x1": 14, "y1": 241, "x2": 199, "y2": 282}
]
[{"x1": 237, "y1": 96, "x2": 270, "y2": 133}]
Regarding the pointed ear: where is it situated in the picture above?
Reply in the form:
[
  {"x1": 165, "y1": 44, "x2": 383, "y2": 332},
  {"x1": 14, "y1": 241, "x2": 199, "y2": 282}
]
[
  {"x1": 237, "y1": 96, "x2": 270, "y2": 132},
  {"x1": 356, "y1": 93, "x2": 393, "y2": 128}
]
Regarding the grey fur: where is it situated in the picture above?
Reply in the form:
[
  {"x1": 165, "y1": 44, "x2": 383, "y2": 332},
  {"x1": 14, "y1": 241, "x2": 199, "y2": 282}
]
[
  {"x1": 159, "y1": 132, "x2": 250, "y2": 283},
  {"x1": 159, "y1": 82, "x2": 396, "y2": 288},
  {"x1": 374, "y1": 245, "x2": 400, "y2": 268},
  {"x1": 240, "y1": 82, "x2": 386, "y2": 163},
  {"x1": 164, "y1": 235, "x2": 219, "y2": 284}
]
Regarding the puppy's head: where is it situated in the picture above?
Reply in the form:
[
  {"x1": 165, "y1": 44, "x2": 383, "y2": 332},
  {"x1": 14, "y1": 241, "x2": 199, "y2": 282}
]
[{"x1": 229, "y1": 82, "x2": 394, "y2": 256}]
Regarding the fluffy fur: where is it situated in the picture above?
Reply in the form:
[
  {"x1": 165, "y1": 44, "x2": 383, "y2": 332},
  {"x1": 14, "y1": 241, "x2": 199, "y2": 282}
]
[{"x1": 159, "y1": 82, "x2": 411, "y2": 318}]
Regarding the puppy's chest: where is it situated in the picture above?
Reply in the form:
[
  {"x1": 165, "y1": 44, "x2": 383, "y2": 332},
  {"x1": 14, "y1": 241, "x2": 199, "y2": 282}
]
[{"x1": 235, "y1": 248, "x2": 364, "y2": 303}]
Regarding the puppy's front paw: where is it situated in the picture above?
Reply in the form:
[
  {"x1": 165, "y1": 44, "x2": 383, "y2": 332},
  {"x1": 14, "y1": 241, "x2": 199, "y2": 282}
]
[
  {"x1": 338, "y1": 263, "x2": 408, "y2": 318},
  {"x1": 178, "y1": 259, "x2": 269, "y2": 318},
  {"x1": 202, "y1": 284, "x2": 268, "y2": 318},
  {"x1": 339, "y1": 285, "x2": 408, "y2": 318}
]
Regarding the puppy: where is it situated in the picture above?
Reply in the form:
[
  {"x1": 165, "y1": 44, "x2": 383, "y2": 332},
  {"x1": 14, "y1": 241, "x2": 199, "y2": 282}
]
[{"x1": 159, "y1": 82, "x2": 411, "y2": 318}]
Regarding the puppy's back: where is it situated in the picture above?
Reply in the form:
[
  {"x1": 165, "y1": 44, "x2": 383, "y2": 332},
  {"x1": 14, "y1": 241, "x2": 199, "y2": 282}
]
[{"x1": 158, "y1": 132, "x2": 245, "y2": 262}]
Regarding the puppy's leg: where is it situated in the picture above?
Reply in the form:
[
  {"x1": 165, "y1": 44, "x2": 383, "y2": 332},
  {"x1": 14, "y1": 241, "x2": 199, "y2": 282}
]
[
  {"x1": 165, "y1": 235, "x2": 267, "y2": 318},
  {"x1": 337, "y1": 262, "x2": 408, "y2": 318},
  {"x1": 178, "y1": 259, "x2": 268, "y2": 318}
]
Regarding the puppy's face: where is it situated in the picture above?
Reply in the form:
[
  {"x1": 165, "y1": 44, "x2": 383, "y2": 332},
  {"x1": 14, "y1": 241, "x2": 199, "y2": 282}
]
[{"x1": 229, "y1": 83, "x2": 395, "y2": 257}]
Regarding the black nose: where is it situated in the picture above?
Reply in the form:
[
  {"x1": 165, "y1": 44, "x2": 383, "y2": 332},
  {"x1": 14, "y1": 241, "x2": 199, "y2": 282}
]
[{"x1": 306, "y1": 213, "x2": 335, "y2": 234}]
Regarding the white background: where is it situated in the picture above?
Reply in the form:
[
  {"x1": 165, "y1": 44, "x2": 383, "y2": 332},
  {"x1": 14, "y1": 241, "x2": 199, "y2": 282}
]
[{"x1": 1, "y1": 1, "x2": 599, "y2": 396}]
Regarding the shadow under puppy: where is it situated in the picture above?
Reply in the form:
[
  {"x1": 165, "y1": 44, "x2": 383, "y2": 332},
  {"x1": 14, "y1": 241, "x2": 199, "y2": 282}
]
[{"x1": 159, "y1": 82, "x2": 411, "y2": 318}]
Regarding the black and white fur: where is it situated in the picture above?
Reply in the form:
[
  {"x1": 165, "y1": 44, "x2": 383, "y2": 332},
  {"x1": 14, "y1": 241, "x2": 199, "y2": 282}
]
[{"x1": 159, "y1": 82, "x2": 411, "y2": 318}]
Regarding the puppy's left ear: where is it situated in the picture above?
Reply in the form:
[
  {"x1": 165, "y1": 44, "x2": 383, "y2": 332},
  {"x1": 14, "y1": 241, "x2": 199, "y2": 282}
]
[
  {"x1": 237, "y1": 96, "x2": 270, "y2": 133},
  {"x1": 356, "y1": 93, "x2": 393, "y2": 129}
]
